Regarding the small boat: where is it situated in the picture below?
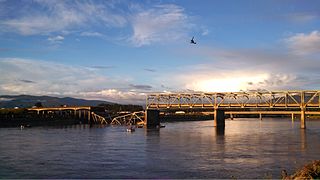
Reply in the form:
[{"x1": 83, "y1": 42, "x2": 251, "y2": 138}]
[
  {"x1": 156, "y1": 124, "x2": 166, "y2": 128},
  {"x1": 126, "y1": 126, "x2": 135, "y2": 132}
]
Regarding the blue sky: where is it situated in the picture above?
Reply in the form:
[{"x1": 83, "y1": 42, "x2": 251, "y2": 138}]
[{"x1": 0, "y1": 0, "x2": 320, "y2": 104}]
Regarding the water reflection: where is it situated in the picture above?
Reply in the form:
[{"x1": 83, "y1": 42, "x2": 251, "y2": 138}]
[
  {"x1": 215, "y1": 126, "x2": 225, "y2": 136},
  {"x1": 300, "y1": 129, "x2": 307, "y2": 151}
]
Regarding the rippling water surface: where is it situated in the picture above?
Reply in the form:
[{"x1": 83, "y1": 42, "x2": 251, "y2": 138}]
[{"x1": 1, "y1": 118, "x2": 320, "y2": 179}]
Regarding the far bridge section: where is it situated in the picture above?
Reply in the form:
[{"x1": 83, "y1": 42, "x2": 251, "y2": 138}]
[
  {"x1": 27, "y1": 106, "x2": 108, "y2": 125},
  {"x1": 146, "y1": 90, "x2": 320, "y2": 129},
  {"x1": 111, "y1": 111, "x2": 145, "y2": 125}
]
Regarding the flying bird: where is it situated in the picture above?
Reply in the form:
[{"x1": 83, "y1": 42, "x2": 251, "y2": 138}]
[{"x1": 190, "y1": 36, "x2": 196, "y2": 44}]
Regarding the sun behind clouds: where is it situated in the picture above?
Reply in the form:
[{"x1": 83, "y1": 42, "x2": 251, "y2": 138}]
[{"x1": 187, "y1": 74, "x2": 269, "y2": 92}]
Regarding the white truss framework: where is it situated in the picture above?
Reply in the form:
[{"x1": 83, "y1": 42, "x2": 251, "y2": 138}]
[{"x1": 146, "y1": 90, "x2": 320, "y2": 109}]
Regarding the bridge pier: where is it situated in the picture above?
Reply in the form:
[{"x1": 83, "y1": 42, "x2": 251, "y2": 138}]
[
  {"x1": 214, "y1": 109, "x2": 225, "y2": 128},
  {"x1": 291, "y1": 113, "x2": 294, "y2": 122},
  {"x1": 300, "y1": 108, "x2": 306, "y2": 129},
  {"x1": 145, "y1": 109, "x2": 160, "y2": 128}
]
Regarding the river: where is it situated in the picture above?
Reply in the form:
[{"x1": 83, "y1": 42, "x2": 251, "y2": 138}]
[{"x1": 0, "y1": 118, "x2": 320, "y2": 179}]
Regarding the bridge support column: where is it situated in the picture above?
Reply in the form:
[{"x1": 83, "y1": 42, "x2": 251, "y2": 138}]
[
  {"x1": 291, "y1": 113, "x2": 294, "y2": 122},
  {"x1": 300, "y1": 108, "x2": 306, "y2": 129},
  {"x1": 214, "y1": 109, "x2": 225, "y2": 128},
  {"x1": 230, "y1": 113, "x2": 233, "y2": 120},
  {"x1": 259, "y1": 113, "x2": 262, "y2": 121},
  {"x1": 88, "y1": 111, "x2": 91, "y2": 123},
  {"x1": 145, "y1": 110, "x2": 160, "y2": 128}
]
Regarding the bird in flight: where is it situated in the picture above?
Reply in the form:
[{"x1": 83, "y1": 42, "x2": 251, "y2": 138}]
[{"x1": 190, "y1": 36, "x2": 196, "y2": 44}]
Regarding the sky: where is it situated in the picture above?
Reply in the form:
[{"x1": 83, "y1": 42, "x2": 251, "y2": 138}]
[{"x1": 0, "y1": 0, "x2": 320, "y2": 104}]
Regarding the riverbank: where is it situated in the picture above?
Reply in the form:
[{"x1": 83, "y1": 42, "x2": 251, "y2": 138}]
[{"x1": 283, "y1": 160, "x2": 320, "y2": 179}]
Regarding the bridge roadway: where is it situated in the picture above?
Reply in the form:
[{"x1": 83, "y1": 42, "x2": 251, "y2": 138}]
[
  {"x1": 27, "y1": 106, "x2": 107, "y2": 124},
  {"x1": 145, "y1": 90, "x2": 320, "y2": 129}
]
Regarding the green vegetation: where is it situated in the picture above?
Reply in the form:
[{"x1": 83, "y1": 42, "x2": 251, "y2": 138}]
[{"x1": 0, "y1": 108, "x2": 28, "y2": 114}]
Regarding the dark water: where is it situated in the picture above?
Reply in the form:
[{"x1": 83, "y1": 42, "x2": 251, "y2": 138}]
[{"x1": 1, "y1": 118, "x2": 320, "y2": 179}]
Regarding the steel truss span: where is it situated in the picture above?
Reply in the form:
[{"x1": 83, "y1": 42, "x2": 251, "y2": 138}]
[{"x1": 146, "y1": 90, "x2": 320, "y2": 110}]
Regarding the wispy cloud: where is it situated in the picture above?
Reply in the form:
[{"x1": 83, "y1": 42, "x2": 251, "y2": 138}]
[
  {"x1": 0, "y1": 58, "x2": 146, "y2": 104},
  {"x1": 129, "y1": 4, "x2": 190, "y2": 46},
  {"x1": 285, "y1": 30, "x2": 320, "y2": 55},
  {"x1": 143, "y1": 68, "x2": 156, "y2": 72},
  {"x1": 90, "y1": 65, "x2": 115, "y2": 69},
  {"x1": 0, "y1": 1, "x2": 126, "y2": 35},
  {"x1": 80, "y1": 32, "x2": 104, "y2": 37},
  {"x1": 1, "y1": 1, "x2": 196, "y2": 46},
  {"x1": 286, "y1": 13, "x2": 318, "y2": 23},
  {"x1": 2, "y1": 1, "x2": 84, "y2": 35},
  {"x1": 19, "y1": 79, "x2": 36, "y2": 84},
  {"x1": 129, "y1": 84, "x2": 152, "y2": 91},
  {"x1": 47, "y1": 35, "x2": 64, "y2": 44}
]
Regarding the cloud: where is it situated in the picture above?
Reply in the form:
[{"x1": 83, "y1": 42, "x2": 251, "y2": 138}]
[
  {"x1": 169, "y1": 67, "x2": 316, "y2": 92},
  {"x1": 201, "y1": 28, "x2": 209, "y2": 36},
  {"x1": 154, "y1": 40, "x2": 320, "y2": 92},
  {"x1": 143, "y1": 68, "x2": 156, "y2": 72},
  {"x1": 129, "y1": 4, "x2": 189, "y2": 46},
  {"x1": 80, "y1": 32, "x2": 104, "y2": 37},
  {"x1": 0, "y1": 1, "x2": 126, "y2": 35},
  {"x1": 1, "y1": 1, "x2": 196, "y2": 46},
  {"x1": 286, "y1": 13, "x2": 318, "y2": 23},
  {"x1": 19, "y1": 79, "x2": 36, "y2": 84},
  {"x1": 90, "y1": 65, "x2": 115, "y2": 69},
  {"x1": 47, "y1": 35, "x2": 64, "y2": 43},
  {"x1": 286, "y1": 30, "x2": 320, "y2": 55},
  {"x1": 0, "y1": 58, "x2": 147, "y2": 104},
  {"x1": 79, "y1": 89, "x2": 146, "y2": 104},
  {"x1": 2, "y1": 1, "x2": 84, "y2": 35},
  {"x1": 129, "y1": 84, "x2": 152, "y2": 91}
]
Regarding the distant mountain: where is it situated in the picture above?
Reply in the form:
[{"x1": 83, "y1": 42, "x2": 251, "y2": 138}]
[{"x1": 0, "y1": 95, "x2": 114, "y2": 108}]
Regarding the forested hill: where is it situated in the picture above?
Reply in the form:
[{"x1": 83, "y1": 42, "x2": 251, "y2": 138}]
[{"x1": 0, "y1": 95, "x2": 114, "y2": 108}]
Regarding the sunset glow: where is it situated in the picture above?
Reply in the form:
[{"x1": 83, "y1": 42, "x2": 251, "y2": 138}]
[{"x1": 186, "y1": 74, "x2": 269, "y2": 92}]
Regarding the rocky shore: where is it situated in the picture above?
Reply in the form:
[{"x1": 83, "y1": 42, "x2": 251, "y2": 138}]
[{"x1": 282, "y1": 160, "x2": 320, "y2": 179}]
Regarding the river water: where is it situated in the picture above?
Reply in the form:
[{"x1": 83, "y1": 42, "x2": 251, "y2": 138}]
[{"x1": 0, "y1": 118, "x2": 320, "y2": 179}]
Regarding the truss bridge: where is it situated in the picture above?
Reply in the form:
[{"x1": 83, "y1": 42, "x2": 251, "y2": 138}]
[{"x1": 145, "y1": 90, "x2": 320, "y2": 129}]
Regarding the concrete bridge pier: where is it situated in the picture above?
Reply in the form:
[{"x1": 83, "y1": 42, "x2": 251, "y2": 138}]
[
  {"x1": 214, "y1": 109, "x2": 225, "y2": 128},
  {"x1": 291, "y1": 113, "x2": 294, "y2": 122},
  {"x1": 145, "y1": 109, "x2": 160, "y2": 128},
  {"x1": 300, "y1": 108, "x2": 306, "y2": 129}
]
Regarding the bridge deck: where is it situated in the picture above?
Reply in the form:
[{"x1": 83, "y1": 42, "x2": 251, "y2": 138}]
[{"x1": 146, "y1": 90, "x2": 320, "y2": 110}]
